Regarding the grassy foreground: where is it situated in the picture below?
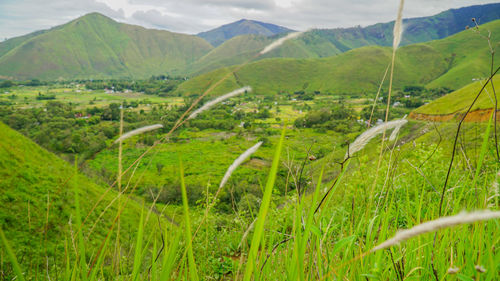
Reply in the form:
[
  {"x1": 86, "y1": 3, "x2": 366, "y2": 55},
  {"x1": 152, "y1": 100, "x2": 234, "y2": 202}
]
[{"x1": 1, "y1": 115, "x2": 499, "y2": 280}]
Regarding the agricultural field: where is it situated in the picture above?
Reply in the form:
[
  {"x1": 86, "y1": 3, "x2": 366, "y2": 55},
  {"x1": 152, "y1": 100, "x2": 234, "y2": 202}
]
[{"x1": 0, "y1": 84, "x2": 179, "y2": 110}]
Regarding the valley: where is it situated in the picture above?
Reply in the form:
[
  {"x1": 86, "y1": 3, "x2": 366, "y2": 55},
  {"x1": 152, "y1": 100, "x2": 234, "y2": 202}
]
[{"x1": 0, "y1": 2, "x2": 499, "y2": 280}]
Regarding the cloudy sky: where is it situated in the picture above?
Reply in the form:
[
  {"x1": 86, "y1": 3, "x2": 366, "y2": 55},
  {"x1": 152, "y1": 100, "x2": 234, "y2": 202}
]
[{"x1": 1, "y1": 0, "x2": 498, "y2": 40}]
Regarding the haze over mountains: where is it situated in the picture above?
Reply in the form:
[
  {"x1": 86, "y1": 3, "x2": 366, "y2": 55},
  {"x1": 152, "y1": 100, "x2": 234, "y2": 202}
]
[
  {"x1": 197, "y1": 19, "x2": 294, "y2": 47},
  {"x1": 0, "y1": 3, "x2": 499, "y2": 80}
]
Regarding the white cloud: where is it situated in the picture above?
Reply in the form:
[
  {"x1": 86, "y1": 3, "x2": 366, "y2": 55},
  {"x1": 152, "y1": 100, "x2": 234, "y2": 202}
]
[{"x1": 0, "y1": 0, "x2": 498, "y2": 40}]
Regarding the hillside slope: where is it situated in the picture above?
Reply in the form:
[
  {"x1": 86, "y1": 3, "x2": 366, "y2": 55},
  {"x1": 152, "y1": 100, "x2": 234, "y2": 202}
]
[
  {"x1": 311, "y1": 3, "x2": 500, "y2": 51},
  {"x1": 1, "y1": 4, "x2": 498, "y2": 80},
  {"x1": 186, "y1": 3, "x2": 500, "y2": 75},
  {"x1": 0, "y1": 121, "x2": 160, "y2": 276},
  {"x1": 176, "y1": 20, "x2": 500, "y2": 97},
  {"x1": 412, "y1": 75, "x2": 500, "y2": 116},
  {"x1": 0, "y1": 13, "x2": 213, "y2": 80}
]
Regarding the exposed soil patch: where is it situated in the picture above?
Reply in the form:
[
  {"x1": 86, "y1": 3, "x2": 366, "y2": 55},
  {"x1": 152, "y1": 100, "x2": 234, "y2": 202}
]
[{"x1": 409, "y1": 108, "x2": 499, "y2": 122}]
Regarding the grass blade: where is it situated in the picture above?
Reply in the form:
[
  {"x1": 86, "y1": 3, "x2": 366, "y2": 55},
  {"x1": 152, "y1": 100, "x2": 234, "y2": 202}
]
[
  {"x1": 160, "y1": 229, "x2": 182, "y2": 280},
  {"x1": 243, "y1": 126, "x2": 286, "y2": 281},
  {"x1": 131, "y1": 208, "x2": 145, "y2": 281},
  {"x1": 0, "y1": 227, "x2": 25, "y2": 281},
  {"x1": 180, "y1": 160, "x2": 199, "y2": 281},
  {"x1": 472, "y1": 111, "x2": 494, "y2": 189},
  {"x1": 74, "y1": 158, "x2": 88, "y2": 281}
]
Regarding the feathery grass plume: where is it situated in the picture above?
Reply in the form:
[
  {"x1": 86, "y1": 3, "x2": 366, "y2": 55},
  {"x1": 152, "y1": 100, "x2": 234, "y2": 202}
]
[
  {"x1": 187, "y1": 86, "x2": 252, "y2": 120},
  {"x1": 346, "y1": 119, "x2": 407, "y2": 159},
  {"x1": 371, "y1": 210, "x2": 500, "y2": 252},
  {"x1": 259, "y1": 31, "x2": 304, "y2": 55},
  {"x1": 388, "y1": 125, "x2": 401, "y2": 142},
  {"x1": 113, "y1": 124, "x2": 163, "y2": 144},
  {"x1": 220, "y1": 142, "x2": 263, "y2": 188},
  {"x1": 393, "y1": 0, "x2": 405, "y2": 49},
  {"x1": 487, "y1": 170, "x2": 499, "y2": 206},
  {"x1": 389, "y1": 114, "x2": 407, "y2": 141},
  {"x1": 475, "y1": 265, "x2": 486, "y2": 273}
]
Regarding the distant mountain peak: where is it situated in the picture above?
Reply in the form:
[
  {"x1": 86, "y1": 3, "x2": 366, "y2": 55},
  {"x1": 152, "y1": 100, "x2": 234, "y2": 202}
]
[
  {"x1": 197, "y1": 19, "x2": 293, "y2": 47},
  {"x1": 66, "y1": 12, "x2": 117, "y2": 28},
  {"x1": 76, "y1": 12, "x2": 113, "y2": 21}
]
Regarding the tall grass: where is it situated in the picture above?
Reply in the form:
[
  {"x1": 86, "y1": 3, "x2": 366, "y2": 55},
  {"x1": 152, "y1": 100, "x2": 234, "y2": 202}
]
[
  {"x1": 180, "y1": 161, "x2": 199, "y2": 281},
  {"x1": 0, "y1": 227, "x2": 25, "y2": 281},
  {"x1": 243, "y1": 127, "x2": 285, "y2": 281}
]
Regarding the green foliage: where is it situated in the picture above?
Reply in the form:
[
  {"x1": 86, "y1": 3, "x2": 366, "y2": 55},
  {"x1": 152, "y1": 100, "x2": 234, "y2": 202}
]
[
  {"x1": 180, "y1": 161, "x2": 200, "y2": 281},
  {"x1": 0, "y1": 80, "x2": 14, "y2": 88},
  {"x1": 294, "y1": 104, "x2": 359, "y2": 133},
  {"x1": 0, "y1": 227, "x2": 25, "y2": 281},
  {"x1": 244, "y1": 127, "x2": 285, "y2": 281}
]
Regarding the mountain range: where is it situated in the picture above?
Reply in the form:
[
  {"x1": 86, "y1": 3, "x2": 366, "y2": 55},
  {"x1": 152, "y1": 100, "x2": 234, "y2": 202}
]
[
  {"x1": 176, "y1": 19, "x2": 500, "y2": 97},
  {"x1": 197, "y1": 19, "x2": 293, "y2": 47},
  {"x1": 0, "y1": 3, "x2": 499, "y2": 80}
]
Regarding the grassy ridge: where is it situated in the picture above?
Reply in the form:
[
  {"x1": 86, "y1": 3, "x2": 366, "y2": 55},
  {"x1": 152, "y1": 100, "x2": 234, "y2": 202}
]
[
  {"x1": 414, "y1": 75, "x2": 500, "y2": 115},
  {"x1": 1, "y1": 4, "x2": 499, "y2": 80},
  {"x1": 185, "y1": 3, "x2": 500, "y2": 75},
  {"x1": 310, "y1": 3, "x2": 500, "y2": 49},
  {"x1": 176, "y1": 20, "x2": 500, "y2": 97}
]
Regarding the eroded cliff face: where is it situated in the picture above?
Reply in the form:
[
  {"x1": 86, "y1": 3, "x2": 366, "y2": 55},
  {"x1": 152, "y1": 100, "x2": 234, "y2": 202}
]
[{"x1": 409, "y1": 109, "x2": 500, "y2": 122}]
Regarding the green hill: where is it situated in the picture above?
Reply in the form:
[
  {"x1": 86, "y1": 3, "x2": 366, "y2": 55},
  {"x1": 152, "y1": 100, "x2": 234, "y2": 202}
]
[
  {"x1": 413, "y1": 75, "x2": 500, "y2": 116},
  {"x1": 310, "y1": 3, "x2": 500, "y2": 51},
  {"x1": 184, "y1": 31, "x2": 343, "y2": 75},
  {"x1": 0, "y1": 13, "x2": 213, "y2": 80},
  {"x1": 2, "y1": 4, "x2": 499, "y2": 80},
  {"x1": 185, "y1": 3, "x2": 500, "y2": 75},
  {"x1": 176, "y1": 19, "x2": 500, "y2": 97},
  {"x1": 0, "y1": 121, "x2": 160, "y2": 277},
  {"x1": 197, "y1": 19, "x2": 293, "y2": 47},
  {"x1": 184, "y1": 34, "x2": 273, "y2": 75}
]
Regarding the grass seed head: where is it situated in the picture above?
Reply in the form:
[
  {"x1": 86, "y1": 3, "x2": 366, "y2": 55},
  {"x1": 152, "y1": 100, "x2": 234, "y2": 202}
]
[
  {"x1": 220, "y1": 141, "x2": 263, "y2": 188},
  {"x1": 188, "y1": 86, "x2": 252, "y2": 120},
  {"x1": 259, "y1": 32, "x2": 304, "y2": 55},
  {"x1": 371, "y1": 210, "x2": 500, "y2": 252},
  {"x1": 114, "y1": 124, "x2": 163, "y2": 144},
  {"x1": 393, "y1": 0, "x2": 405, "y2": 49},
  {"x1": 447, "y1": 267, "x2": 459, "y2": 274},
  {"x1": 475, "y1": 265, "x2": 486, "y2": 273},
  {"x1": 346, "y1": 119, "x2": 407, "y2": 159}
]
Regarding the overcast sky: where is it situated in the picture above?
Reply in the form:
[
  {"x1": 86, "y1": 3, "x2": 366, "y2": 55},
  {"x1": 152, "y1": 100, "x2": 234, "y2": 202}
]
[{"x1": 1, "y1": 0, "x2": 498, "y2": 40}]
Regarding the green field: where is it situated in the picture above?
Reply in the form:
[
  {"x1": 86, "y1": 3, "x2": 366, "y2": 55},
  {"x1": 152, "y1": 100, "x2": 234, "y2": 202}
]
[{"x1": 0, "y1": 84, "x2": 180, "y2": 109}]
